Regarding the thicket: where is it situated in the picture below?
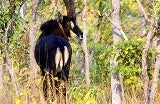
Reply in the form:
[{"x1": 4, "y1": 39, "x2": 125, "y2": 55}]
[{"x1": 0, "y1": 0, "x2": 160, "y2": 104}]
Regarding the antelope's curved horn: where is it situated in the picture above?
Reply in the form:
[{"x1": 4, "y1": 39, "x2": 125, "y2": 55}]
[{"x1": 57, "y1": 12, "x2": 63, "y2": 23}]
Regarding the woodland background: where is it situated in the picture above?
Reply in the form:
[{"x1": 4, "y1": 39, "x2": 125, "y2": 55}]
[{"x1": 0, "y1": 0, "x2": 160, "y2": 104}]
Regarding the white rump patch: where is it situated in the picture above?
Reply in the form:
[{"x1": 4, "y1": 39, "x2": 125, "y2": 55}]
[
  {"x1": 64, "y1": 46, "x2": 69, "y2": 65},
  {"x1": 55, "y1": 46, "x2": 69, "y2": 73},
  {"x1": 55, "y1": 47, "x2": 63, "y2": 72}
]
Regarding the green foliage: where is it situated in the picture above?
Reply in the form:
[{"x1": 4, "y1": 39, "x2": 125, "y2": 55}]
[
  {"x1": 0, "y1": 2, "x2": 23, "y2": 37},
  {"x1": 154, "y1": 0, "x2": 160, "y2": 21},
  {"x1": 0, "y1": 5, "x2": 10, "y2": 31},
  {"x1": 68, "y1": 86, "x2": 97, "y2": 104},
  {"x1": 154, "y1": 0, "x2": 160, "y2": 36},
  {"x1": 115, "y1": 38, "x2": 156, "y2": 86},
  {"x1": 93, "y1": 37, "x2": 156, "y2": 88},
  {"x1": 0, "y1": 2, "x2": 29, "y2": 69},
  {"x1": 120, "y1": 0, "x2": 138, "y2": 16},
  {"x1": 115, "y1": 38, "x2": 142, "y2": 87},
  {"x1": 116, "y1": 38, "x2": 143, "y2": 67},
  {"x1": 9, "y1": 23, "x2": 29, "y2": 70},
  {"x1": 92, "y1": 42, "x2": 113, "y2": 84}
]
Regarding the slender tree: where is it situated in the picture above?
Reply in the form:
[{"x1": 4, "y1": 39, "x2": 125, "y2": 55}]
[
  {"x1": 29, "y1": 0, "x2": 41, "y2": 73},
  {"x1": 149, "y1": 36, "x2": 160, "y2": 104},
  {"x1": 63, "y1": 0, "x2": 91, "y2": 85},
  {"x1": 137, "y1": 1, "x2": 160, "y2": 103},
  {"x1": 110, "y1": 0, "x2": 127, "y2": 103},
  {"x1": 0, "y1": 59, "x2": 4, "y2": 103},
  {"x1": 1, "y1": 0, "x2": 21, "y2": 97},
  {"x1": 81, "y1": 0, "x2": 91, "y2": 85},
  {"x1": 148, "y1": 2, "x2": 160, "y2": 103},
  {"x1": 141, "y1": 20, "x2": 154, "y2": 103}
]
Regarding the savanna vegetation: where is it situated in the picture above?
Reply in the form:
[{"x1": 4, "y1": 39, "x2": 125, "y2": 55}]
[{"x1": 0, "y1": 0, "x2": 160, "y2": 104}]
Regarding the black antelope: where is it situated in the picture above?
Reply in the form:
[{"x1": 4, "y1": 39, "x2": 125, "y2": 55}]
[{"x1": 34, "y1": 13, "x2": 83, "y2": 103}]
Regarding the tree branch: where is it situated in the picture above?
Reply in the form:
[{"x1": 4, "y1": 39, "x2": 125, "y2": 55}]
[
  {"x1": 104, "y1": 13, "x2": 128, "y2": 40},
  {"x1": 136, "y1": 0, "x2": 148, "y2": 36},
  {"x1": 136, "y1": 0, "x2": 148, "y2": 20}
]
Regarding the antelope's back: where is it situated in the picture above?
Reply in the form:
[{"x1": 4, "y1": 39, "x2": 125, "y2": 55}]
[{"x1": 34, "y1": 35, "x2": 72, "y2": 73}]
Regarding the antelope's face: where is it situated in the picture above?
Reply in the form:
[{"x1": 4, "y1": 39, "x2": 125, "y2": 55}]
[{"x1": 58, "y1": 15, "x2": 83, "y2": 41}]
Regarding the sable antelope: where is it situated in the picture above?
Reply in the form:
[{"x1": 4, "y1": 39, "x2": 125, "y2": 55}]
[{"x1": 34, "y1": 13, "x2": 83, "y2": 103}]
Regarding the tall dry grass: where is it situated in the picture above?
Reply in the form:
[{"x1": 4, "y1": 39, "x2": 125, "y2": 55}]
[{"x1": 1, "y1": 68, "x2": 160, "y2": 104}]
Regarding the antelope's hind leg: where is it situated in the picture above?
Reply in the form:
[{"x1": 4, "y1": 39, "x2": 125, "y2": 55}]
[
  {"x1": 42, "y1": 74, "x2": 48, "y2": 101},
  {"x1": 49, "y1": 70, "x2": 59, "y2": 103},
  {"x1": 56, "y1": 72, "x2": 67, "y2": 104},
  {"x1": 60, "y1": 80, "x2": 67, "y2": 104},
  {"x1": 42, "y1": 70, "x2": 54, "y2": 102},
  {"x1": 54, "y1": 79, "x2": 67, "y2": 104}
]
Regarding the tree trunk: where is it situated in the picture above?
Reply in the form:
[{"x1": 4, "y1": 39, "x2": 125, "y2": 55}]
[
  {"x1": 141, "y1": 19, "x2": 155, "y2": 104},
  {"x1": 29, "y1": 0, "x2": 41, "y2": 73},
  {"x1": 81, "y1": 0, "x2": 91, "y2": 86},
  {"x1": 0, "y1": 59, "x2": 5, "y2": 103},
  {"x1": 110, "y1": 0, "x2": 123, "y2": 103},
  {"x1": 111, "y1": 0, "x2": 122, "y2": 43},
  {"x1": 141, "y1": 34, "x2": 150, "y2": 104},
  {"x1": 4, "y1": 19, "x2": 20, "y2": 97},
  {"x1": 148, "y1": 35, "x2": 160, "y2": 104},
  {"x1": 63, "y1": 0, "x2": 75, "y2": 17},
  {"x1": 110, "y1": 66, "x2": 121, "y2": 104},
  {"x1": 149, "y1": 54, "x2": 160, "y2": 104}
]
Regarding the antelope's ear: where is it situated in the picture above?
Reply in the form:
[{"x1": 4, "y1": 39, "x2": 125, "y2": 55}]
[{"x1": 57, "y1": 12, "x2": 63, "y2": 23}]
